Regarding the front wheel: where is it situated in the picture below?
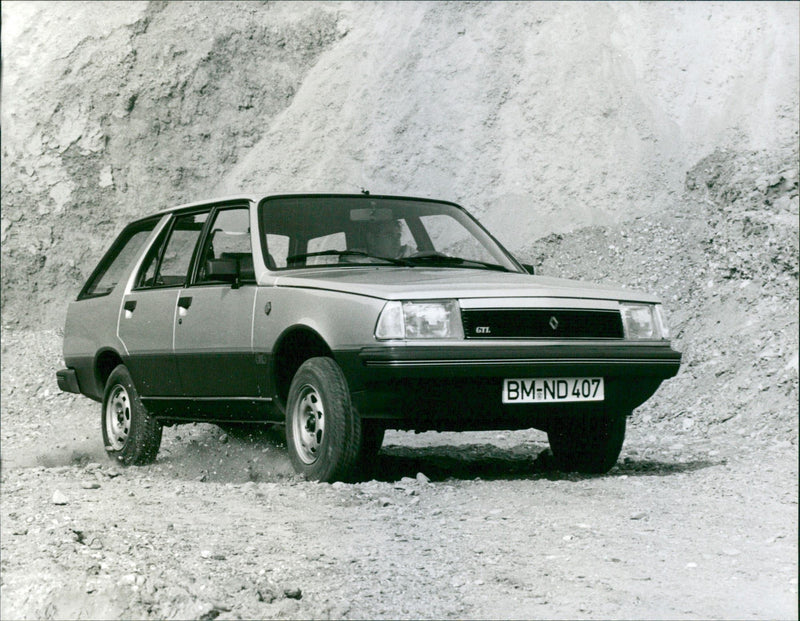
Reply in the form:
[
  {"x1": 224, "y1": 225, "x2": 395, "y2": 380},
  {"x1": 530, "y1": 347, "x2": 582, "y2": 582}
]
[
  {"x1": 285, "y1": 357, "x2": 361, "y2": 482},
  {"x1": 547, "y1": 411, "x2": 627, "y2": 474},
  {"x1": 101, "y1": 365, "x2": 162, "y2": 465}
]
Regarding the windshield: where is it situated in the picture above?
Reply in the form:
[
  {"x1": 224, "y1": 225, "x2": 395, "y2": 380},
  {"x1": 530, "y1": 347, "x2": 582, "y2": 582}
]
[{"x1": 259, "y1": 195, "x2": 522, "y2": 273}]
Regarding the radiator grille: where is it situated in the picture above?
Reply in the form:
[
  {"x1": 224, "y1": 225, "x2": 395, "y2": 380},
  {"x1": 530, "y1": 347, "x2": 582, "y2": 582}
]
[{"x1": 461, "y1": 308, "x2": 624, "y2": 339}]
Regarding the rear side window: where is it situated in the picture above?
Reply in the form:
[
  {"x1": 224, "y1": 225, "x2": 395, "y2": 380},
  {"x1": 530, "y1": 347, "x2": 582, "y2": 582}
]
[
  {"x1": 79, "y1": 218, "x2": 159, "y2": 299},
  {"x1": 158, "y1": 213, "x2": 207, "y2": 285},
  {"x1": 135, "y1": 212, "x2": 208, "y2": 289}
]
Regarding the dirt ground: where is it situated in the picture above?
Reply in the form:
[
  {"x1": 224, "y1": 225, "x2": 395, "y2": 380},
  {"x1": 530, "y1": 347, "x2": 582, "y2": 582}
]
[
  {"x1": 1, "y1": 451, "x2": 797, "y2": 621},
  {"x1": 0, "y1": 368, "x2": 797, "y2": 620},
  {"x1": 1, "y1": 353, "x2": 797, "y2": 621}
]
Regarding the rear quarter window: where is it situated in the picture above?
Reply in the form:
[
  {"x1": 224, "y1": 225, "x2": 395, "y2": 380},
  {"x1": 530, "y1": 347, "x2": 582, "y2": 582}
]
[{"x1": 79, "y1": 218, "x2": 160, "y2": 299}]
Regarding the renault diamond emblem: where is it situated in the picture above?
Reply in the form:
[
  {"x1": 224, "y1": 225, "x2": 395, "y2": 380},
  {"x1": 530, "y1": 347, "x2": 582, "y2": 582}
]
[{"x1": 549, "y1": 316, "x2": 559, "y2": 331}]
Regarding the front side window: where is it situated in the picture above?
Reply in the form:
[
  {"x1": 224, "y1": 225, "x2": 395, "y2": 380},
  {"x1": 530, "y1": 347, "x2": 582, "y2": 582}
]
[
  {"x1": 79, "y1": 218, "x2": 159, "y2": 299},
  {"x1": 196, "y1": 207, "x2": 254, "y2": 283},
  {"x1": 258, "y1": 196, "x2": 522, "y2": 272}
]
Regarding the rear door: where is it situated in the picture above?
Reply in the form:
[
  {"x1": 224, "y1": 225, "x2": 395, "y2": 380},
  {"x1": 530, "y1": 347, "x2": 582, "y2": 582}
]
[
  {"x1": 173, "y1": 204, "x2": 261, "y2": 398},
  {"x1": 118, "y1": 210, "x2": 210, "y2": 396}
]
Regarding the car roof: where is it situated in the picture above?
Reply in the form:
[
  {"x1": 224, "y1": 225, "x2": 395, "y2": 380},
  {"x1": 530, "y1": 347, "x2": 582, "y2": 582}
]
[
  {"x1": 153, "y1": 194, "x2": 261, "y2": 215},
  {"x1": 149, "y1": 192, "x2": 460, "y2": 217}
]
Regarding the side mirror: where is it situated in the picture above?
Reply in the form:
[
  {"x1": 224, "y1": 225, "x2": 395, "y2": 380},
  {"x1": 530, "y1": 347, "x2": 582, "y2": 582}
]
[
  {"x1": 521, "y1": 263, "x2": 535, "y2": 275},
  {"x1": 205, "y1": 258, "x2": 239, "y2": 287}
]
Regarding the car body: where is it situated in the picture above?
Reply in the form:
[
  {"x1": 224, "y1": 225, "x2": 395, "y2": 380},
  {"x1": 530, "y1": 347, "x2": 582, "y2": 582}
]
[{"x1": 58, "y1": 193, "x2": 681, "y2": 481}]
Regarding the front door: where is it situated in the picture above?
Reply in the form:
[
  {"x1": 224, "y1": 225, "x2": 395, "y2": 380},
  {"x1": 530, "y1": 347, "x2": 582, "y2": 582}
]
[
  {"x1": 172, "y1": 284, "x2": 258, "y2": 397},
  {"x1": 172, "y1": 206, "x2": 261, "y2": 399}
]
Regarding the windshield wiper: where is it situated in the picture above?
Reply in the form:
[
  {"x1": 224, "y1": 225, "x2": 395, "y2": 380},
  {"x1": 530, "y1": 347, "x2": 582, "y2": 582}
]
[
  {"x1": 404, "y1": 252, "x2": 512, "y2": 272},
  {"x1": 286, "y1": 249, "x2": 408, "y2": 266},
  {"x1": 285, "y1": 249, "x2": 512, "y2": 272}
]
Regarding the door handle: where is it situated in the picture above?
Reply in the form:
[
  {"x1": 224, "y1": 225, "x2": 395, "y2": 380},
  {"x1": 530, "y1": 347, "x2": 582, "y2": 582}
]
[
  {"x1": 178, "y1": 296, "x2": 193, "y2": 310},
  {"x1": 123, "y1": 300, "x2": 137, "y2": 312}
]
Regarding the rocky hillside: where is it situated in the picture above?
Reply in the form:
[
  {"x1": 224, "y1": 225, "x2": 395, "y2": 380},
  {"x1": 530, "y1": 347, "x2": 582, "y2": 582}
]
[
  {"x1": 1, "y1": 1, "x2": 798, "y2": 329},
  {"x1": 520, "y1": 145, "x2": 799, "y2": 441}
]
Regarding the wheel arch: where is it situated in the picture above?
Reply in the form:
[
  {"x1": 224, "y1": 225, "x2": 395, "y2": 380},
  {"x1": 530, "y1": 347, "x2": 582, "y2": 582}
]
[
  {"x1": 94, "y1": 348, "x2": 125, "y2": 394},
  {"x1": 271, "y1": 325, "x2": 334, "y2": 409}
]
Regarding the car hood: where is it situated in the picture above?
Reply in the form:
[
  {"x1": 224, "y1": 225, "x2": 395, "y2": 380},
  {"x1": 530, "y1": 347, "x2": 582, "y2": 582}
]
[{"x1": 272, "y1": 267, "x2": 660, "y2": 304}]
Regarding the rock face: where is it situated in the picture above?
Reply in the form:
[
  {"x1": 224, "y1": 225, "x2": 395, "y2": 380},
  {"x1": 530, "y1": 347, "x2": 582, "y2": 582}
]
[
  {"x1": 1, "y1": 1, "x2": 798, "y2": 329},
  {"x1": 520, "y1": 146, "x2": 799, "y2": 443}
]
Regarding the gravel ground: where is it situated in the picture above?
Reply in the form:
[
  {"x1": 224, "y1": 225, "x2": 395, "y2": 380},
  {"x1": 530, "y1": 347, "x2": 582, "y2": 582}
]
[{"x1": 1, "y1": 406, "x2": 797, "y2": 620}]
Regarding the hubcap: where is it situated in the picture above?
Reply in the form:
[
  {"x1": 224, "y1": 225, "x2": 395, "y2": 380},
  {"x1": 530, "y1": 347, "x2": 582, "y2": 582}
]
[
  {"x1": 105, "y1": 385, "x2": 131, "y2": 451},
  {"x1": 292, "y1": 384, "x2": 325, "y2": 464}
]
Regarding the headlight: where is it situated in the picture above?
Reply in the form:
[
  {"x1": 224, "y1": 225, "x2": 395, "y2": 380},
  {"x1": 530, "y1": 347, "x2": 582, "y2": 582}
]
[
  {"x1": 375, "y1": 300, "x2": 464, "y2": 340},
  {"x1": 620, "y1": 303, "x2": 670, "y2": 340}
]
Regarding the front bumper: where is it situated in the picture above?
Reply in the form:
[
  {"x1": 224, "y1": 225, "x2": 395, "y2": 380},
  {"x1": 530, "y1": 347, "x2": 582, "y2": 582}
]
[
  {"x1": 335, "y1": 341, "x2": 682, "y2": 429},
  {"x1": 356, "y1": 342, "x2": 681, "y2": 377}
]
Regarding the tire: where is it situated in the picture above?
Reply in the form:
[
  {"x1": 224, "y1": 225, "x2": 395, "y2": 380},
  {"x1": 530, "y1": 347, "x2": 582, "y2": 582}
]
[
  {"x1": 547, "y1": 410, "x2": 627, "y2": 474},
  {"x1": 101, "y1": 365, "x2": 162, "y2": 466},
  {"x1": 285, "y1": 357, "x2": 361, "y2": 482}
]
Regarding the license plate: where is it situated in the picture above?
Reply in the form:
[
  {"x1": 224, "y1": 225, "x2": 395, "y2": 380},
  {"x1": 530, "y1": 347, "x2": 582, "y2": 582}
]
[{"x1": 502, "y1": 377, "x2": 604, "y2": 403}]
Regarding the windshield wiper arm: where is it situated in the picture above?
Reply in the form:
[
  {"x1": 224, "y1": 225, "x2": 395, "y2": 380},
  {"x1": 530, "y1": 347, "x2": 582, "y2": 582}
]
[
  {"x1": 286, "y1": 249, "x2": 408, "y2": 266},
  {"x1": 404, "y1": 252, "x2": 512, "y2": 272}
]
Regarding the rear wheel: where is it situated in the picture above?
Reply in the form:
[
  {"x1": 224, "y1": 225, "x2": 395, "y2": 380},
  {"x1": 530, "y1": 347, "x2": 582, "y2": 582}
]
[
  {"x1": 285, "y1": 357, "x2": 361, "y2": 482},
  {"x1": 547, "y1": 410, "x2": 627, "y2": 474},
  {"x1": 101, "y1": 365, "x2": 162, "y2": 465}
]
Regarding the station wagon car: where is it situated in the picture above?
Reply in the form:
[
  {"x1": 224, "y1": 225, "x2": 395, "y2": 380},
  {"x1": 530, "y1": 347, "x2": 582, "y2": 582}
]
[{"x1": 57, "y1": 193, "x2": 682, "y2": 481}]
